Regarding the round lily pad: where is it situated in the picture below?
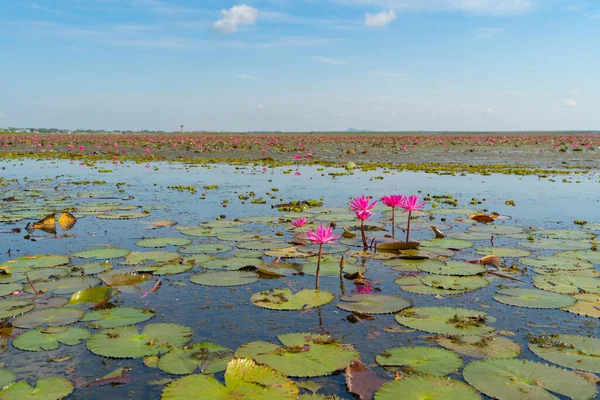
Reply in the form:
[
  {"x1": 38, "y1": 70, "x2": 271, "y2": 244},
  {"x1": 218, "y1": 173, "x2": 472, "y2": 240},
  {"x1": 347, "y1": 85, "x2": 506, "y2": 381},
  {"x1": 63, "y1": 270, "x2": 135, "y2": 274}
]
[
  {"x1": 121, "y1": 251, "x2": 180, "y2": 265},
  {"x1": 12, "y1": 326, "x2": 91, "y2": 351},
  {"x1": 420, "y1": 275, "x2": 489, "y2": 291},
  {"x1": 82, "y1": 307, "x2": 155, "y2": 329},
  {"x1": 217, "y1": 233, "x2": 261, "y2": 242},
  {"x1": 100, "y1": 272, "x2": 153, "y2": 287},
  {"x1": 375, "y1": 346, "x2": 462, "y2": 376},
  {"x1": 419, "y1": 238, "x2": 473, "y2": 249},
  {"x1": 436, "y1": 335, "x2": 521, "y2": 359},
  {"x1": 0, "y1": 283, "x2": 22, "y2": 297},
  {"x1": 158, "y1": 342, "x2": 234, "y2": 375},
  {"x1": 555, "y1": 250, "x2": 600, "y2": 264},
  {"x1": 463, "y1": 358, "x2": 597, "y2": 400},
  {"x1": 12, "y1": 307, "x2": 84, "y2": 329},
  {"x1": 0, "y1": 369, "x2": 16, "y2": 389},
  {"x1": 136, "y1": 237, "x2": 192, "y2": 248},
  {"x1": 395, "y1": 307, "x2": 495, "y2": 336},
  {"x1": 0, "y1": 299, "x2": 34, "y2": 319},
  {"x1": 565, "y1": 293, "x2": 600, "y2": 318},
  {"x1": 161, "y1": 357, "x2": 298, "y2": 399},
  {"x1": 518, "y1": 239, "x2": 591, "y2": 250},
  {"x1": 383, "y1": 259, "x2": 444, "y2": 272},
  {"x1": 27, "y1": 267, "x2": 70, "y2": 282},
  {"x1": 178, "y1": 244, "x2": 234, "y2": 255},
  {"x1": 201, "y1": 257, "x2": 262, "y2": 270},
  {"x1": 535, "y1": 229, "x2": 595, "y2": 240},
  {"x1": 69, "y1": 261, "x2": 113, "y2": 276},
  {"x1": 475, "y1": 247, "x2": 531, "y2": 257},
  {"x1": 374, "y1": 376, "x2": 481, "y2": 400},
  {"x1": 190, "y1": 271, "x2": 259, "y2": 286},
  {"x1": 447, "y1": 231, "x2": 492, "y2": 240},
  {"x1": 301, "y1": 256, "x2": 362, "y2": 277},
  {"x1": 493, "y1": 288, "x2": 576, "y2": 308},
  {"x1": 87, "y1": 323, "x2": 193, "y2": 358},
  {"x1": 0, "y1": 377, "x2": 74, "y2": 400},
  {"x1": 528, "y1": 334, "x2": 600, "y2": 373},
  {"x1": 395, "y1": 276, "x2": 468, "y2": 296},
  {"x1": 236, "y1": 333, "x2": 359, "y2": 377},
  {"x1": 141, "y1": 263, "x2": 193, "y2": 275},
  {"x1": 336, "y1": 294, "x2": 412, "y2": 314},
  {"x1": 417, "y1": 261, "x2": 486, "y2": 276},
  {"x1": 237, "y1": 241, "x2": 288, "y2": 250},
  {"x1": 234, "y1": 250, "x2": 264, "y2": 258},
  {"x1": 97, "y1": 211, "x2": 149, "y2": 220},
  {"x1": 24, "y1": 276, "x2": 101, "y2": 295},
  {"x1": 251, "y1": 289, "x2": 333, "y2": 311},
  {"x1": 71, "y1": 248, "x2": 130, "y2": 260},
  {"x1": 296, "y1": 244, "x2": 348, "y2": 255},
  {"x1": 520, "y1": 256, "x2": 593, "y2": 270},
  {"x1": 467, "y1": 225, "x2": 525, "y2": 235},
  {"x1": 533, "y1": 275, "x2": 600, "y2": 294},
  {"x1": 0, "y1": 255, "x2": 70, "y2": 271}
]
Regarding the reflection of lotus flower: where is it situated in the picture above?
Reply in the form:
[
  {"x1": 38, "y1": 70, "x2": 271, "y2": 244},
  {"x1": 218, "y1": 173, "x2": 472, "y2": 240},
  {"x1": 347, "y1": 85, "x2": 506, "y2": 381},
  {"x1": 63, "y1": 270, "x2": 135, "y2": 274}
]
[{"x1": 306, "y1": 225, "x2": 340, "y2": 290}]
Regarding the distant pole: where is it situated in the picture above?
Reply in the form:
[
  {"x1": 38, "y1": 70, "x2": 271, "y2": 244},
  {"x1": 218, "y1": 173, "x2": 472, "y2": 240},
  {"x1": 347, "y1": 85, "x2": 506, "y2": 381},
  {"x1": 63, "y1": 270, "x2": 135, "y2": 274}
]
[{"x1": 180, "y1": 125, "x2": 184, "y2": 134}]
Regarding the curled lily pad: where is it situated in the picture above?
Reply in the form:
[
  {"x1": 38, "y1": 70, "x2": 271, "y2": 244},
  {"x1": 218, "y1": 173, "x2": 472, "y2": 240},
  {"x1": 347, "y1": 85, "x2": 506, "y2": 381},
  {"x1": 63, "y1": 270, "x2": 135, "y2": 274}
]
[
  {"x1": 463, "y1": 358, "x2": 597, "y2": 400},
  {"x1": 374, "y1": 376, "x2": 481, "y2": 400},
  {"x1": 12, "y1": 326, "x2": 91, "y2": 351},
  {"x1": 86, "y1": 323, "x2": 193, "y2": 358},
  {"x1": 475, "y1": 247, "x2": 531, "y2": 257},
  {"x1": 201, "y1": 257, "x2": 262, "y2": 270},
  {"x1": 12, "y1": 307, "x2": 84, "y2": 329},
  {"x1": 420, "y1": 275, "x2": 489, "y2": 291},
  {"x1": 100, "y1": 272, "x2": 153, "y2": 287},
  {"x1": 336, "y1": 294, "x2": 412, "y2": 314},
  {"x1": 528, "y1": 334, "x2": 600, "y2": 373},
  {"x1": 533, "y1": 275, "x2": 600, "y2": 294},
  {"x1": 0, "y1": 255, "x2": 70, "y2": 271},
  {"x1": 0, "y1": 300, "x2": 34, "y2": 319},
  {"x1": 417, "y1": 261, "x2": 486, "y2": 276},
  {"x1": 82, "y1": 307, "x2": 155, "y2": 328},
  {"x1": 395, "y1": 307, "x2": 495, "y2": 336},
  {"x1": 177, "y1": 244, "x2": 234, "y2": 255},
  {"x1": 0, "y1": 377, "x2": 74, "y2": 400},
  {"x1": 136, "y1": 237, "x2": 192, "y2": 248},
  {"x1": 375, "y1": 346, "x2": 462, "y2": 376},
  {"x1": 395, "y1": 276, "x2": 468, "y2": 296},
  {"x1": 190, "y1": 271, "x2": 259, "y2": 286},
  {"x1": 236, "y1": 333, "x2": 359, "y2": 377},
  {"x1": 69, "y1": 286, "x2": 118, "y2": 304},
  {"x1": 251, "y1": 289, "x2": 333, "y2": 311},
  {"x1": 161, "y1": 357, "x2": 298, "y2": 399},
  {"x1": 436, "y1": 335, "x2": 521, "y2": 359},
  {"x1": 71, "y1": 248, "x2": 130, "y2": 260},
  {"x1": 493, "y1": 288, "x2": 576, "y2": 309},
  {"x1": 158, "y1": 342, "x2": 234, "y2": 375}
]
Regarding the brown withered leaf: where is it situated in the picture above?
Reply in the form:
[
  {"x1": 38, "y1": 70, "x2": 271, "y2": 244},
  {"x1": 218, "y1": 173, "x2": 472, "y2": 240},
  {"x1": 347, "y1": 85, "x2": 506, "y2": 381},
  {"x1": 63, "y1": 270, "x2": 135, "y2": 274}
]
[
  {"x1": 469, "y1": 213, "x2": 494, "y2": 223},
  {"x1": 345, "y1": 359, "x2": 388, "y2": 400}
]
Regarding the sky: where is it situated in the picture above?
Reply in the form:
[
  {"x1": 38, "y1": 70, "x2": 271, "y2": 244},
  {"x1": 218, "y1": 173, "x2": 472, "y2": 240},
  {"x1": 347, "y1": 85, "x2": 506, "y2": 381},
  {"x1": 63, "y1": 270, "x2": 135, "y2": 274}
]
[{"x1": 1, "y1": 0, "x2": 599, "y2": 132}]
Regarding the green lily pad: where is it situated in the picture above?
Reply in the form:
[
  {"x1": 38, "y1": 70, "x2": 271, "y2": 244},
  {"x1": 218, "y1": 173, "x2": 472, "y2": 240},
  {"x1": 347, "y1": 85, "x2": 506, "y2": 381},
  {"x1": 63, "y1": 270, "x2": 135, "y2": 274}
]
[
  {"x1": 12, "y1": 307, "x2": 84, "y2": 329},
  {"x1": 237, "y1": 241, "x2": 289, "y2": 251},
  {"x1": 565, "y1": 293, "x2": 600, "y2": 318},
  {"x1": 234, "y1": 250, "x2": 264, "y2": 258},
  {"x1": 555, "y1": 250, "x2": 600, "y2": 264},
  {"x1": 217, "y1": 233, "x2": 261, "y2": 242},
  {"x1": 190, "y1": 271, "x2": 259, "y2": 286},
  {"x1": 121, "y1": 251, "x2": 180, "y2": 265},
  {"x1": 178, "y1": 244, "x2": 234, "y2": 255},
  {"x1": 395, "y1": 276, "x2": 468, "y2": 296},
  {"x1": 178, "y1": 227, "x2": 218, "y2": 237},
  {"x1": 69, "y1": 286, "x2": 118, "y2": 304},
  {"x1": 27, "y1": 267, "x2": 70, "y2": 282},
  {"x1": 136, "y1": 237, "x2": 192, "y2": 248},
  {"x1": 12, "y1": 326, "x2": 91, "y2": 351},
  {"x1": 86, "y1": 323, "x2": 193, "y2": 358},
  {"x1": 158, "y1": 342, "x2": 234, "y2": 375},
  {"x1": 296, "y1": 244, "x2": 348, "y2": 255},
  {"x1": 236, "y1": 332, "x2": 359, "y2": 377},
  {"x1": 383, "y1": 259, "x2": 444, "y2": 272},
  {"x1": 0, "y1": 283, "x2": 22, "y2": 297},
  {"x1": 201, "y1": 257, "x2": 262, "y2": 270},
  {"x1": 533, "y1": 275, "x2": 600, "y2": 294},
  {"x1": 463, "y1": 358, "x2": 597, "y2": 400},
  {"x1": 336, "y1": 294, "x2": 412, "y2": 314},
  {"x1": 420, "y1": 275, "x2": 489, "y2": 291},
  {"x1": 24, "y1": 276, "x2": 101, "y2": 295},
  {"x1": 0, "y1": 299, "x2": 35, "y2": 319},
  {"x1": 475, "y1": 247, "x2": 531, "y2": 257},
  {"x1": 375, "y1": 346, "x2": 462, "y2": 376},
  {"x1": 528, "y1": 334, "x2": 600, "y2": 373},
  {"x1": 69, "y1": 261, "x2": 113, "y2": 276},
  {"x1": 100, "y1": 272, "x2": 153, "y2": 287},
  {"x1": 0, "y1": 255, "x2": 70, "y2": 271},
  {"x1": 429, "y1": 208, "x2": 480, "y2": 215},
  {"x1": 71, "y1": 247, "x2": 130, "y2": 260},
  {"x1": 535, "y1": 229, "x2": 595, "y2": 240},
  {"x1": 82, "y1": 307, "x2": 155, "y2": 328},
  {"x1": 533, "y1": 268, "x2": 600, "y2": 277},
  {"x1": 520, "y1": 256, "x2": 594, "y2": 270},
  {"x1": 0, "y1": 369, "x2": 16, "y2": 389},
  {"x1": 301, "y1": 256, "x2": 362, "y2": 277},
  {"x1": 201, "y1": 220, "x2": 246, "y2": 228},
  {"x1": 419, "y1": 238, "x2": 473, "y2": 249},
  {"x1": 467, "y1": 225, "x2": 525, "y2": 235},
  {"x1": 0, "y1": 377, "x2": 74, "y2": 400},
  {"x1": 447, "y1": 231, "x2": 493, "y2": 240},
  {"x1": 0, "y1": 272, "x2": 26, "y2": 284},
  {"x1": 493, "y1": 288, "x2": 576, "y2": 308},
  {"x1": 140, "y1": 263, "x2": 193, "y2": 275},
  {"x1": 417, "y1": 261, "x2": 486, "y2": 276},
  {"x1": 374, "y1": 376, "x2": 481, "y2": 400},
  {"x1": 518, "y1": 239, "x2": 591, "y2": 250},
  {"x1": 251, "y1": 289, "x2": 333, "y2": 311},
  {"x1": 395, "y1": 307, "x2": 495, "y2": 336},
  {"x1": 436, "y1": 335, "x2": 521, "y2": 359},
  {"x1": 256, "y1": 261, "x2": 305, "y2": 277},
  {"x1": 97, "y1": 211, "x2": 149, "y2": 220},
  {"x1": 161, "y1": 357, "x2": 298, "y2": 399}
]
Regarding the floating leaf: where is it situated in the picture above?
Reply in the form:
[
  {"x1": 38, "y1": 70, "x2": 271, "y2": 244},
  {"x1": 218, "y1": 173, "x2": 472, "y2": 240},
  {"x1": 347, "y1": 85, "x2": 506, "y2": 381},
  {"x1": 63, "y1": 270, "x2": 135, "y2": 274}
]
[
  {"x1": 69, "y1": 286, "x2": 118, "y2": 304},
  {"x1": 26, "y1": 267, "x2": 70, "y2": 282},
  {"x1": 0, "y1": 255, "x2": 70, "y2": 271},
  {"x1": 0, "y1": 300, "x2": 34, "y2": 319},
  {"x1": 190, "y1": 271, "x2": 259, "y2": 286},
  {"x1": 98, "y1": 211, "x2": 149, "y2": 220},
  {"x1": 177, "y1": 244, "x2": 234, "y2": 255},
  {"x1": 0, "y1": 283, "x2": 22, "y2": 297},
  {"x1": 237, "y1": 241, "x2": 289, "y2": 251},
  {"x1": 100, "y1": 272, "x2": 152, "y2": 287},
  {"x1": 86, "y1": 323, "x2": 193, "y2": 358},
  {"x1": 395, "y1": 276, "x2": 468, "y2": 296},
  {"x1": 417, "y1": 261, "x2": 486, "y2": 276},
  {"x1": 375, "y1": 346, "x2": 462, "y2": 376},
  {"x1": 475, "y1": 247, "x2": 531, "y2": 257},
  {"x1": 345, "y1": 360, "x2": 388, "y2": 400},
  {"x1": 374, "y1": 376, "x2": 481, "y2": 400},
  {"x1": 463, "y1": 358, "x2": 597, "y2": 400},
  {"x1": 383, "y1": 259, "x2": 444, "y2": 272},
  {"x1": 520, "y1": 256, "x2": 593, "y2": 270},
  {"x1": 71, "y1": 248, "x2": 130, "y2": 260},
  {"x1": 299, "y1": 256, "x2": 363, "y2": 277},
  {"x1": 535, "y1": 229, "x2": 595, "y2": 240},
  {"x1": 0, "y1": 377, "x2": 74, "y2": 400},
  {"x1": 161, "y1": 357, "x2": 298, "y2": 399},
  {"x1": 420, "y1": 275, "x2": 489, "y2": 291},
  {"x1": 121, "y1": 251, "x2": 180, "y2": 265},
  {"x1": 82, "y1": 307, "x2": 155, "y2": 329},
  {"x1": 518, "y1": 239, "x2": 591, "y2": 250},
  {"x1": 236, "y1": 333, "x2": 359, "y2": 377},
  {"x1": 200, "y1": 257, "x2": 262, "y2": 270},
  {"x1": 436, "y1": 335, "x2": 521, "y2": 359},
  {"x1": 140, "y1": 263, "x2": 193, "y2": 275},
  {"x1": 419, "y1": 238, "x2": 473, "y2": 249},
  {"x1": 336, "y1": 294, "x2": 412, "y2": 314},
  {"x1": 158, "y1": 342, "x2": 234, "y2": 375},
  {"x1": 528, "y1": 334, "x2": 600, "y2": 373},
  {"x1": 12, "y1": 307, "x2": 84, "y2": 329},
  {"x1": 493, "y1": 288, "x2": 576, "y2": 308},
  {"x1": 70, "y1": 261, "x2": 113, "y2": 276},
  {"x1": 13, "y1": 326, "x2": 90, "y2": 351},
  {"x1": 136, "y1": 237, "x2": 192, "y2": 248},
  {"x1": 395, "y1": 307, "x2": 495, "y2": 335},
  {"x1": 0, "y1": 369, "x2": 16, "y2": 389},
  {"x1": 468, "y1": 225, "x2": 525, "y2": 235},
  {"x1": 565, "y1": 293, "x2": 600, "y2": 318},
  {"x1": 533, "y1": 275, "x2": 600, "y2": 294},
  {"x1": 251, "y1": 289, "x2": 333, "y2": 311}
]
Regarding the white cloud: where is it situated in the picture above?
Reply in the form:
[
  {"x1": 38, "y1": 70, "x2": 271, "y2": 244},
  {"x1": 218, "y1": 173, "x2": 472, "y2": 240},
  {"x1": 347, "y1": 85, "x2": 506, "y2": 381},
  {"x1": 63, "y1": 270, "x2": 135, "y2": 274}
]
[
  {"x1": 485, "y1": 107, "x2": 496, "y2": 115},
  {"x1": 311, "y1": 56, "x2": 348, "y2": 65},
  {"x1": 335, "y1": 0, "x2": 533, "y2": 16},
  {"x1": 563, "y1": 98, "x2": 578, "y2": 108},
  {"x1": 365, "y1": 10, "x2": 397, "y2": 27},
  {"x1": 236, "y1": 74, "x2": 260, "y2": 80},
  {"x1": 214, "y1": 5, "x2": 259, "y2": 34}
]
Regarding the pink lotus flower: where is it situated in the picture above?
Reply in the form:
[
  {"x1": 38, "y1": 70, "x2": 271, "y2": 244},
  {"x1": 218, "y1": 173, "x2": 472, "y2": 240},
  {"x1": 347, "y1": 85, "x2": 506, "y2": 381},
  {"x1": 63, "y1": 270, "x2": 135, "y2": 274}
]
[
  {"x1": 400, "y1": 195, "x2": 426, "y2": 242},
  {"x1": 381, "y1": 195, "x2": 405, "y2": 238},
  {"x1": 145, "y1": 148, "x2": 150, "y2": 153},
  {"x1": 291, "y1": 217, "x2": 308, "y2": 229},
  {"x1": 355, "y1": 210, "x2": 372, "y2": 221},
  {"x1": 68, "y1": 145, "x2": 74, "y2": 150},
  {"x1": 78, "y1": 146, "x2": 84, "y2": 151},
  {"x1": 349, "y1": 195, "x2": 377, "y2": 213},
  {"x1": 294, "y1": 155, "x2": 302, "y2": 160},
  {"x1": 306, "y1": 225, "x2": 340, "y2": 244},
  {"x1": 294, "y1": 171, "x2": 301, "y2": 176}
]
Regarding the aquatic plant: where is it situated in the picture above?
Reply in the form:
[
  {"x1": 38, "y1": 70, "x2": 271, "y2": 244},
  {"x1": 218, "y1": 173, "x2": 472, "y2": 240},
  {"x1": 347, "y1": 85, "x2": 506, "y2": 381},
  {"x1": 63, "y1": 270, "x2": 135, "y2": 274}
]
[{"x1": 306, "y1": 224, "x2": 340, "y2": 290}]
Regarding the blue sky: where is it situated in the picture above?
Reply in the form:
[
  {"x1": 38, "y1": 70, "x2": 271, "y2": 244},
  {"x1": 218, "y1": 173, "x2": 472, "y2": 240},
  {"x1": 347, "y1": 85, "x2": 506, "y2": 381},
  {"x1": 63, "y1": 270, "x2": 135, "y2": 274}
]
[{"x1": 1, "y1": 0, "x2": 599, "y2": 131}]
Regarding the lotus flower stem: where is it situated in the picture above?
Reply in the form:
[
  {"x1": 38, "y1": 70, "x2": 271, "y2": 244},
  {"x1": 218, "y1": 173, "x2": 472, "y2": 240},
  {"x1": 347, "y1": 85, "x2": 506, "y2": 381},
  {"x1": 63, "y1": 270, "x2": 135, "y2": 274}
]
[
  {"x1": 405, "y1": 211, "x2": 412, "y2": 243},
  {"x1": 315, "y1": 243, "x2": 323, "y2": 290},
  {"x1": 26, "y1": 274, "x2": 39, "y2": 295},
  {"x1": 360, "y1": 220, "x2": 368, "y2": 250},
  {"x1": 391, "y1": 208, "x2": 396, "y2": 238}
]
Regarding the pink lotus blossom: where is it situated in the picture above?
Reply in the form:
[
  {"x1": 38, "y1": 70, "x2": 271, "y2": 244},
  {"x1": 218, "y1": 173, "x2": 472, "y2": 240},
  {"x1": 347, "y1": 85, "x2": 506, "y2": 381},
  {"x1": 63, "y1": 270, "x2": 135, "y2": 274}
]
[
  {"x1": 145, "y1": 163, "x2": 151, "y2": 169},
  {"x1": 294, "y1": 171, "x2": 301, "y2": 176},
  {"x1": 381, "y1": 195, "x2": 405, "y2": 208},
  {"x1": 78, "y1": 146, "x2": 84, "y2": 151},
  {"x1": 355, "y1": 210, "x2": 372, "y2": 221},
  {"x1": 261, "y1": 148, "x2": 267, "y2": 153},
  {"x1": 145, "y1": 148, "x2": 150, "y2": 153},
  {"x1": 68, "y1": 145, "x2": 74, "y2": 150},
  {"x1": 400, "y1": 195, "x2": 426, "y2": 214},
  {"x1": 294, "y1": 155, "x2": 302, "y2": 160},
  {"x1": 291, "y1": 217, "x2": 308, "y2": 228},
  {"x1": 349, "y1": 195, "x2": 377, "y2": 213},
  {"x1": 306, "y1": 225, "x2": 340, "y2": 244}
]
